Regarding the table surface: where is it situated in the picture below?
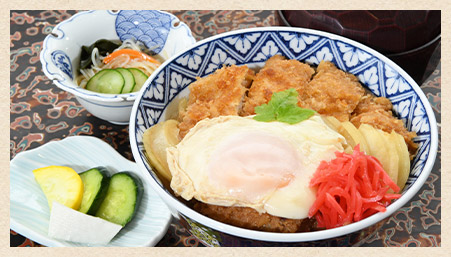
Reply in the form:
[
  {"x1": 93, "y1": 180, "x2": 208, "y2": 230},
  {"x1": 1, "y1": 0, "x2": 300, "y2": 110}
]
[{"x1": 10, "y1": 10, "x2": 441, "y2": 247}]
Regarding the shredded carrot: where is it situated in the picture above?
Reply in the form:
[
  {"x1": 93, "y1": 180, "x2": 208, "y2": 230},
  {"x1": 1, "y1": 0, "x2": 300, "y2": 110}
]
[
  {"x1": 103, "y1": 49, "x2": 161, "y2": 65},
  {"x1": 308, "y1": 145, "x2": 401, "y2": 229}
]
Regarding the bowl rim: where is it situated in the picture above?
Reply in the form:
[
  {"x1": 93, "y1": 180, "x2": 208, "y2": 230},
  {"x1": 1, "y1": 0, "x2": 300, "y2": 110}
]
[
  {"x1": 129, "y1": 26, "x2": 438, "y2": 242},
  {"x1": 40, "y1": 10, "x2": 196, "y2": 103}
]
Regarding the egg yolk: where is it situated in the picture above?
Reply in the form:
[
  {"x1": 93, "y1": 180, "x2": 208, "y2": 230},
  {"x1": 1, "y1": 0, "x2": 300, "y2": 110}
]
[{"x1": 207, "y1": 131, "x2": 301, "y2": 203}]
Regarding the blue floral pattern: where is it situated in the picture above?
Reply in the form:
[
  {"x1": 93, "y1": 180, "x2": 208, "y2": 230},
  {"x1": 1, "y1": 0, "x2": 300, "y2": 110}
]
[
  {"x1": 412, "y1": 141, "x2": 429, "y2": 177},
  {"x1": 133, "y1": 28, "x2": 435, "y2": 222},
  {"x1": 50, "y1": 50, "x2": 73, "y2": 80},
  {"x1": 305, "y1": 46, "x2": 333, "y2": 65},
  {"x1": 149, "y1": 72, "x2": 165, "y2": 101},
  {"x1": 385, "y1": 64, "x2": 411, "y2": 95},
  {"x1": 337, "y1": 42, "x2": 372, "y2": 68},
  {"x1": 253, "y1": 40, "x2": 280, "y2": 61},
  {"x1": 280, "y1": 32, "x2": 319, "y2": 54},
  {"x1": 357, "y1": 66, "x2": 380, "y2": 96},
  {"x1": 205, "y1": 48, "x2": 237, "y2": 74},
  {"x1": 176, "y1": 45, "x2": 208, "y2": 70},
  {"x1": 223, "y1": 33, "x2": 261, "y2": 54},
  {"x1": 169, "y1": 71, "x2": 192, "y2": 100},
  {"x1": 135, "y1": 109, "x2": 147, "y2": 142},
  {"x1": 412, "y1": 101, "x2": 430, "y2": 133},
  {"x1": 392, "y1": 99, "x2": 411, "y2": 121}
]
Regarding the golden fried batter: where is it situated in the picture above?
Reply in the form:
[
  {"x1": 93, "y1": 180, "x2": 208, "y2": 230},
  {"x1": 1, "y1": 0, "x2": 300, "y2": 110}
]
[
  {"x1": 241, "y1": 55, "x2": 315, "y2": 116},
  {"x1": 193, "y1": 202, "x2": 317, "y2": 233},
  {"x1": 352, "y1": 92, "x2": 393, "y2": 115},
  {"x1": 178, "y1": 65, "x2": 255, "y2": 138},
  {"x1": 351, "y1": 93, "x2": 418, "y2": 156},
  {"x1": 298, "y1": 61, "x2": 365, "y2": 121}
]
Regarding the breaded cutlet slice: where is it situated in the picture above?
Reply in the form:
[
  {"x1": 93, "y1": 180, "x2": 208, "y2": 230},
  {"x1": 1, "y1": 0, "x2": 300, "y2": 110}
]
[
  {"x1": 350, "y1": 93, "x2": 418, "y2": 156},
  {"x1": 352, "y1": 92, "x2": 393, "y2": 115},
  {"x1": 178, "y1": 65, "x2": 255, "y2": 139},
  {"x1": 241, "y1": 55, "x2": 315, "y2": 116},
  {"x1": 298, "y1": 61, "x2": 365, "y2": 121}
]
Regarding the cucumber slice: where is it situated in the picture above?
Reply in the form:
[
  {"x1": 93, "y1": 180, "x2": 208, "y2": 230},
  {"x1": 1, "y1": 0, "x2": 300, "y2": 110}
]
[
  {"x1": 115, "y1": 68, "x2": 136, "y2": 94},
  {"x1": 86, "y1": 69, "x2": 125, "y2": 94},
  {"x1": 95, "y1": 172, "x2": 143, "y2": 226},
  {"x1": 78, "y1": 167, "x2": 111, "y2": 215},
  {"x1": 127, "y1": 68, "x2": 148, "y2": 92}
]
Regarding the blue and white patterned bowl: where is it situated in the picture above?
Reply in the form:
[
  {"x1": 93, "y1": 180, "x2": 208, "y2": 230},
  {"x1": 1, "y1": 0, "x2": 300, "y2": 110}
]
[
  {"x1": 40, "y1": 10, "x2": 196, "y2": 124},
  {"x1": 129, "y1": 27, "x2": 438, "y2": 246}
]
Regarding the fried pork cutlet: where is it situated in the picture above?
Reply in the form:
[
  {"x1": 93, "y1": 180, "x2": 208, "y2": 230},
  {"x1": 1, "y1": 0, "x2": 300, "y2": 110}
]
[
  {"x1": 298, "y1": 61, "x2": 365, "y2": 121},
  {"x1": 193, "y1": 202, "x2": 317, "y2": 233},
  {"x1": 178, "y1": 65, "x2": 255, "y2": 139},
  {"x1": 352, "y1": 92, "x2": 393, "y2": 114},
  {"x1": 351, "y1": 93, "x2": 418, "y2": 156},
  {"x1": 241, "y1": 55, "x2": 315, "y2": 116}
]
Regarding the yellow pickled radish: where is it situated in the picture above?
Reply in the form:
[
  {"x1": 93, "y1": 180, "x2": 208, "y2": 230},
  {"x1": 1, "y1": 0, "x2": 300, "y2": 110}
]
[{"x1": 33, "y1": 165, "x2": 84, "y2": 210}]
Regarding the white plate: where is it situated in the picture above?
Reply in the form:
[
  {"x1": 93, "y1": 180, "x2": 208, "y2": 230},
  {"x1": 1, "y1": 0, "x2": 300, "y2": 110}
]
[{"x1": 10, "y1": 136, "x2": 172, "y2": 247}]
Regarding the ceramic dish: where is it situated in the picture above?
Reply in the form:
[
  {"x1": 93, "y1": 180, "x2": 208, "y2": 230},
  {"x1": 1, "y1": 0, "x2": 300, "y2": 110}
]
[
  {"x1": 129, "y1": 27, "x2": 438, "y2": 246},
  {"x1": 277, "y1": 10, "x2": 441, "y2": 84},
  {"x1": 40, "y1": 10, "x2": 196, "y2": 124},
  {"x1": 10, "y1": 136, "x2": 171, "y2": 247}
]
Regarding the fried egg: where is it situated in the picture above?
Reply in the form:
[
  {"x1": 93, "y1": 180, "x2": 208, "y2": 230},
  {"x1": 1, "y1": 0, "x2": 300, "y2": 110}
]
[{"x1": 167, "y1": 115, "x2": 345, "y2": 219}]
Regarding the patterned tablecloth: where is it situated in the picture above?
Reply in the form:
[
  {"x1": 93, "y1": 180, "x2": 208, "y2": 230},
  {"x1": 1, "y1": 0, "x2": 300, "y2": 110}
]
[{"x1": 10, "y1": 10, "x2": 441, "y2": 247}]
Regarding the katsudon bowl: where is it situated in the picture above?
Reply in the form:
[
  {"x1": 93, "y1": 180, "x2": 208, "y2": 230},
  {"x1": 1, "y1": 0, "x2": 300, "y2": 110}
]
[{"x1": 129, "y1": 27, "x2": 438, "y2": 246}]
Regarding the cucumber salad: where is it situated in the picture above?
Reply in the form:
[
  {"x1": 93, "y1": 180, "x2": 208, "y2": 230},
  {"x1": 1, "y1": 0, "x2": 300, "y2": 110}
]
[{"x1": 76, "y1": 39, "x2": 163, "y2": 94}]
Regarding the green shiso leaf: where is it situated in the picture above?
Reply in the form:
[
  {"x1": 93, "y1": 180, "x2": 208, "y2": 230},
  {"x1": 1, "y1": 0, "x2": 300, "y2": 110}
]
[{"x1": 253, "y1": 88, "x2": 315, "y2": 124}]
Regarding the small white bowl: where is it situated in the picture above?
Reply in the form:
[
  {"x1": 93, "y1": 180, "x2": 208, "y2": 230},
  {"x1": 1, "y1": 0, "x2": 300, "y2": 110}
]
[
  {"x1": 10, "y1": 136, "x2": 172, "y2": 247},
  {"x1": 40, "y1": 10, "x2": 196, "y2": 125}
]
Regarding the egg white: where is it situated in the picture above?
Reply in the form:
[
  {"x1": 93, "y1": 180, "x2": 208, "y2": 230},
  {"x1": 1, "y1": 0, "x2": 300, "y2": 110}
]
[{"x1": 167, "y1": 115, "x2": 345, "y2": 219}]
